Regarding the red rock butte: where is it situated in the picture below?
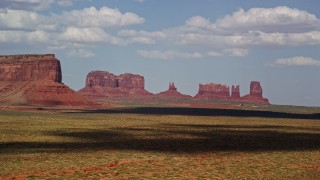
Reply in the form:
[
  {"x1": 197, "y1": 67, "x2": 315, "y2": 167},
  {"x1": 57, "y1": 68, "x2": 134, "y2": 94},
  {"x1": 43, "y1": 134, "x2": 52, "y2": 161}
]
[
  {"x1": 242, "y1": 81, "x2": 269, "y2": 104},
  {"x1": 78, "y1": 71, "x2": 152, "y2": 97},
  {"x1": 0, "y1": 54, "x2": 93, "y2": 106},
  {"x1": 231, "y1": 85, "x2": 240, "y2": 99},
  {"x1": 194, "y1": 82, "x2": 269, "y2": 105},
  {"x1": 0, "y1": 54, "x2": 61, "y2": 82},
  {"x1": 157, "y1": 82, "x2": 192, "y2": 98},
  {"x1": 195, "y1": 83, "x2": 230, "y2": 99}
]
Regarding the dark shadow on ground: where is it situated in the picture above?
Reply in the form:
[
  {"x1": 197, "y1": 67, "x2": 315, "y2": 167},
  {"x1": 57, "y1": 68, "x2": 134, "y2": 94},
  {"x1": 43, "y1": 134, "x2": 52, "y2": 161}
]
[
  {"x1": 1, "y1": 124, "x2": 319, "y2": 153},
  {"x1": 70, "y1": 107, "x2": 320, "y2": 120}
]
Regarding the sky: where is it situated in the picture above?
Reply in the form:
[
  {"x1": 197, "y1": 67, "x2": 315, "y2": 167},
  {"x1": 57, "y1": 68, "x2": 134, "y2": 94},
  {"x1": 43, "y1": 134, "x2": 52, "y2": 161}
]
[{"x1": 0, "y1": 0, "x2": 320, "y2": 106}]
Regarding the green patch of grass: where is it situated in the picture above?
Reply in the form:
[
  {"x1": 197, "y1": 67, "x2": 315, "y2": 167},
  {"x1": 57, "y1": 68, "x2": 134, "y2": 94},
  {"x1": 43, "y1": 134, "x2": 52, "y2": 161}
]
[{"x1": 0, "y1": 109, "x2": 319, "y2": 179}]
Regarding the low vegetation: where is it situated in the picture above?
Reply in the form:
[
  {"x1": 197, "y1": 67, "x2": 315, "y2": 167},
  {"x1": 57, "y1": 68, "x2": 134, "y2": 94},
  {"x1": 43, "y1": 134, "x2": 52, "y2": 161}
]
[{"x1": 0, "y1": 108, "x2": 319, "y2": 179}]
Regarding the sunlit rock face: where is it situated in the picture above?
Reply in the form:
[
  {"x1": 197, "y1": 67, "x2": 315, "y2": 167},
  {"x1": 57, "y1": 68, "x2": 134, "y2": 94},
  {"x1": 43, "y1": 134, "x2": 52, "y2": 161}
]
[
  {"x1": 79, "y1": 71, "x2": 152, "y2": 97},
  {"x1": 0, "y1": 54, "x2": 62, "y2": 82},
  {"x1": 242, "y1": 81, "x2": 269, "y2": 104},
  {"x1": 195, "y1": 83, "x2": 230, "y2": 99},
  {"x1": 0, "y1": 54, "x2": 93, "y2": 106}
]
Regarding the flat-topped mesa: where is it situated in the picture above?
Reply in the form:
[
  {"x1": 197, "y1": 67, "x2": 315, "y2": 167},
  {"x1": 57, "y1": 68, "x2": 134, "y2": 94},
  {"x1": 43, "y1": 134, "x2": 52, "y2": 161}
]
[
  {"x1": 231, "y1": 85, "x2": 240, "y2": 99},
  {"x1": 242, "y1": 81, "x2": 269, "y2": 104},
  {"x1": 157, "y1": 82, "x2": 192, "y2": 98},
  {"x1": 79, "y1": 70, "x2": 151, "y2": 97},
  {"x1": 0, "y1": 54, "x2": 95, "y2": 106},
  {"x1": 195, "y1": 83, "x2": 230, "y2": 99},
  {"x1": 0, "y1": 54, "x2": 62, "y2": 82},
  {"x1": 86, "y1": 71, "x2": 118, "y2": 88},
  {"x1": 117, "y1": 73, "x2": 145, "y2": 89},
  {"x1": 85, "y1": 71, "x2": 145, "y2": 89}
]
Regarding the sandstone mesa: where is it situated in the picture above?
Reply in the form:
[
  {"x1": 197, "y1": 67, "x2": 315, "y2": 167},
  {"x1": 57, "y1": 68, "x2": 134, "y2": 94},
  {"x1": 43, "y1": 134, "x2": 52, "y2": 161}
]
[
  {"x1": 0, "y1": 54, "x2": 93, "y2": 106},
  {"x1": 0, "y1": 54, "x2": 270, "y2": 107},
  {"x1": 78, "y1": 70, "x2": 152, "y2": 97}
]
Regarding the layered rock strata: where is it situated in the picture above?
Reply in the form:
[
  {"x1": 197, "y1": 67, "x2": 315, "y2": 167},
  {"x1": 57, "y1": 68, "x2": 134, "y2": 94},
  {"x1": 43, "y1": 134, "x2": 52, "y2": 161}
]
[
  {"x1": 194, "y1": 81, "x2": 269, "y2": 104},
  {"x1": 195, "y1": 83, "x2": 230, "y2": 99},
  {"x1": 0, "y1": 54, "x2": 93, "y2": 106},
  {"x1": 78, "y1": 71, "x2": 152, "y2": 97},
  {"x1": 0, "y1": 54, "x2": 62, "y2": 82}
]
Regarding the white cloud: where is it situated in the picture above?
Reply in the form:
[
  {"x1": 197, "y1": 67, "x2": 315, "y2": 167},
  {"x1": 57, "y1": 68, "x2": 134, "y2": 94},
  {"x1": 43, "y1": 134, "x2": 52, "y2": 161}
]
[
  {"x1": 270, "y1": 56, "x2": 320, "y2": 67},
  {"x1": 121, "y1": 6, "x2": 320, "y2": 56},
  {"x1": 215, "y1": 6, "x2": 319, "y2": 33},
  {"x1": 1, "y1": 5, "x2": 320, "y2": 61},
  {"x1": 137, "y1": 50, "x2": 203, "y2": 60},
  {"x1": 185, "y1": 16, "x2": 215, "y2": 30},
  {"x1": 67, "y1": 49, "x2": 95, "y2": 58},
  {"x1": 207, "y1": 48, "x2": 249, "y2": 57},
  {"x1": 0, "y1": 5, "x2": 143, "y2": 55},
  {"x1": 118, "y1": 30, "x2": 166, "y2": 44},
  {"x1": 0, "y1": 9, "x2": 46, "y2": 30},
  {"x1": 58, "y1": 27, "x2": 124, "y2": 44},
  {"x1": 137, "y1": 49, "x2": 248, "y2": 60},
  {"x1": 61, "y1": 6, "x2": 145, "y2": 28}
]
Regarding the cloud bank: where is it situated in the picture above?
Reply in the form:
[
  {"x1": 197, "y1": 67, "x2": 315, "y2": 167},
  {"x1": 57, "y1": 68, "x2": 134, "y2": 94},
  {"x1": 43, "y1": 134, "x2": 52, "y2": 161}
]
[
  {"x1": 270, "y1": 56, "x2": 320, "y2": 67},
  {"x1": 0, "y1": 5, "x2": 319, "y2": 60}
]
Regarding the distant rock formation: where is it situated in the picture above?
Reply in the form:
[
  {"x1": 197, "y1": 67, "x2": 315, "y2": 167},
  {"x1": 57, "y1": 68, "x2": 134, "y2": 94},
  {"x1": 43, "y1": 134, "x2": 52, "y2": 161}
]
[
  {"x1": 0, "y1": 54, "x2": 93, "y2": 106},
  {"x1": 0, "y1": 54, "x2": 62, "y2": 82},
  {"x1": 242, "y1": 81, "x2": 269, "y2": 104},
  {"x1": 78, "y1": 70, "x2": 152, "y2": 97},
  {"x1": 231, "y1": 85, "x2": 240, "y2": 99},
  {"x1": 194, "y1": 81, "x2": 269, "y2": 104},
  {"x1": 195, "y1": 83, "x2": 230, "y2": 99},
  {"x1": 157, "y1": 82, "x2": 192, "y2": 98}
]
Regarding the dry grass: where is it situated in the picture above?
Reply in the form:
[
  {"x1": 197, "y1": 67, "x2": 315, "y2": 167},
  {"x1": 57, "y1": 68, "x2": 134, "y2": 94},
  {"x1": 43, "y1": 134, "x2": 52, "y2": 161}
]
[{"x1": 0, "y1": 109, "x2": 319, "y2": 179}]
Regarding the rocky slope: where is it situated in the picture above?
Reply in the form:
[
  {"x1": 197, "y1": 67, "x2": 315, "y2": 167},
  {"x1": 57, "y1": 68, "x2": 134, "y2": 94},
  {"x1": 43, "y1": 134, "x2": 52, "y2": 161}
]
[
  {"x1": 157, "y1": 82, "x2": 192, "y2": 98},
  {"x1": 0, "y1": 54, "x2": 93, "y2": 106}
]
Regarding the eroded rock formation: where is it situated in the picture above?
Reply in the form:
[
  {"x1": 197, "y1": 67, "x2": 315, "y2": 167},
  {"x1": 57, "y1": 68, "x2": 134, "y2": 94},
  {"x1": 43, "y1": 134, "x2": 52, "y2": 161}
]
[
  {"x1": 157, "y1": 82, "x2": 192, "y2": 98},
  {"x1": 79, "y1": 71, "x2": 152, "y2": 97},
  {"x1": 242, "y1": 81, "x2": 269, "y2": 104},
  {"x1": 0, "y1": 54, "x2": 62, "y2": 82},
  {"x1": 195, "y1": 83, "x2": 230, "y2": 99},
  {"x1": 0, "y1": 54, "x2": 93, "y2": 106},
  {"x1": 194, "y1": 81, "x2": 269, "y2": 104},
  {"x1": 231, "y1": 85, "x2": 240, "y2": 99}
]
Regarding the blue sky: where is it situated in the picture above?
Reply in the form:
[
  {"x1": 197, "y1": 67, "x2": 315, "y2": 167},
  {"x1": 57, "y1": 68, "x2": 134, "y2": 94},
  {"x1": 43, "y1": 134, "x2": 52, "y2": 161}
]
[{"x1": 1, "y1": 0, "x2": 320, "y2": 106}]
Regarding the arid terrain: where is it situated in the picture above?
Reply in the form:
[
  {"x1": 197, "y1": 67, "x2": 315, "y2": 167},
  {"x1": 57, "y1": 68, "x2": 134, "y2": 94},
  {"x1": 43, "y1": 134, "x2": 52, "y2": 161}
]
[
  {"x1": 0, "y1": 54, "x2": 319, "y2": 179},
  {"x1": 0, "y1": 108, "x2": 320, "y2": 179}
]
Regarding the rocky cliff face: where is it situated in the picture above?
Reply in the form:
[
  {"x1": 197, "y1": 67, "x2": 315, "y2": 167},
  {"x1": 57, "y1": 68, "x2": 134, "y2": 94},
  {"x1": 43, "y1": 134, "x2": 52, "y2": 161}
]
[
  {"x1": 194, "y1": 81, "x2": 269, "y2": 104},
  {"x1": 242, "y1": 81, "x2": 269, "y2": 104},
  {"x1": 157, "y1": 82, "x2": 191, "y2": 98},
  {"x1": 249, "y1": 81, "x2": 263, "y2": 98},
  {"x1": 79, "y1": 71, "x2": 152, "y2": 97},
  {"x1": 195, "y1": 83, "x2": 230, "y2": 99},
  {"x1": 0, "y1": 54, "x2": 93, "y2": 106},
  {"x1": 118, "y1": 73, "x2": 145, "y2": 89},
  {"x1": 86, "y1": 71, "x2": 118, "y2": 88},
  {"x1": 231, "y1": 85, "x2": 240, "y2": 99},
  {"x1": 0, "y1": 54, "x2": 62, "y2": 82}
]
